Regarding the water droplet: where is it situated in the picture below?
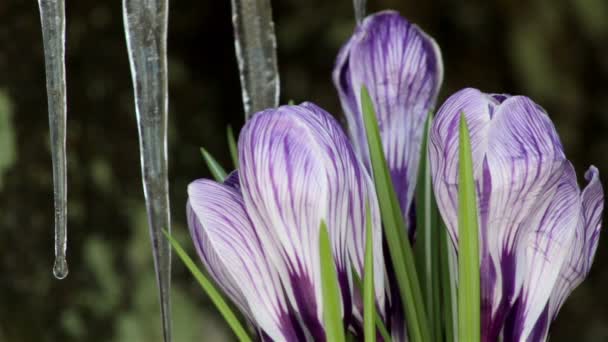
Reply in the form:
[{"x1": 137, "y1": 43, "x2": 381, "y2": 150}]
[
  {"x1": 37, "y1": 0, "x2": 69, "y2": 280},
  {"x1": 230, "y1": 0, "x2": 280, "y2": 118},
  {"x1": 53, "y1": 256, "x2": 68, "y2": 279}
]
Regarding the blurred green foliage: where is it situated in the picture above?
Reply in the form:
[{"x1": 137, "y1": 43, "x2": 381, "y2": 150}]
[
  {"x1": 0, "y1": 0, "x2": 606, "y2": 341},
  {"x1": 0, "y1": 92, "x2": 16, "y2": 191}
]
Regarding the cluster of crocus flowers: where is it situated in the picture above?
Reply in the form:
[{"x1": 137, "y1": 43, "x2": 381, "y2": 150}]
[{"x1": 185, "y1": 9, "x2": 603, "y2": 342}]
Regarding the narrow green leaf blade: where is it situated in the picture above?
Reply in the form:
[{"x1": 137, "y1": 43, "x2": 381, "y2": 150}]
[
  {"x1": 200, "y1": 147, "x2": 227, "y2": 182},
  {"x1": 319, "y1": 221, "x2": 346, "y2": 342},
  {"x1": 439, "y1": 221, "x2": 457, "y2": 342},
  {"x1": 457, "y1": 113, "x2": 481, "y2": 342},
  {"x1": 162, "y1": 230, "x2": 252, "y2": 342},
  {"x1": 352, "y1": 272, "x2": 392, "y2": 342},
  {"x1": 226, "y1": 125, "x2": 239, "y2": 169},
  {"x1": 414, "y1": 112, "x2": 431, "y2": 294},
  {"x1": 360, "y1": 86, "x2": 430, "y2": 342},
  {"x1": 375, "y1": 314, "x2": 392, "y2": 342},
  {"x1": 363, "y1": 202, "x2": 376, "y2": 342},
  {"x1": 429, "y1": 218, "x2": 443, "y2": 342},
  {"x1": 415, "y1": 112, "x2": 444, "y2": 342}
]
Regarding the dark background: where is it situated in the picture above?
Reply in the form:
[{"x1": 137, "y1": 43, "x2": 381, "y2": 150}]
[{"x1": 1, "y1": 0, "x2": 607, "y2": 341}]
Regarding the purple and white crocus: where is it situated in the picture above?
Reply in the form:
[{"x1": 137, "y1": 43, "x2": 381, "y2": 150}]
[
  {"x1": 430, "y1": 88, "x2": 604, "y2": 341},
  {"x1": 334, "y1": 10, "x2": 443, "y2": 226},
  {"x1": 187, "y1": 103, "x2": 385, "y2": 341}
]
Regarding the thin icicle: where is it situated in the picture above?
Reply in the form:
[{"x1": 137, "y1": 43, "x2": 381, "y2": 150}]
[
  {"x1": 37, "y1": 0, "x2": 68, "y2": 280},
  {"x1": 354, "y1": 0, "x2": 366, "y2": 24},
  {"x1": 122, "y1": 1, "x2": 172, "y2": 341},
  {"x1": 230, "y1": 0, "x2": 280, "y2": 118}
]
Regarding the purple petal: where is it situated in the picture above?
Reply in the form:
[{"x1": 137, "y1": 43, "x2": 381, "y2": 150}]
[
  {"x1": 299, "y1": 102, "x2": 387, "y2": 324},
  {"x1": 238, "y1": 103, "x2": 384, "y2": 335},
  {"x1": 223, "y1": 170, "x2": 241, "y2": 190},
  {"x1": 187, "y1": 179, "x2": 302, "y2": 341},
  {"x1": 581, "y1": 167, "x2": 603, "y2": 267},
  {"x1": 431, "y1": 89, "x2": 571, "y2": 340},
  {"x1": 549, "y1": 166, "x2": 603, "y2": 319},
  {"x1": 187, "y1": 200, "x2": 249, "y2": 317},
  {"x1": 430, "y1": 88, "x2": 498, "y2": 246},
  {"x1": 333, "y1": 10, "x2": 443, "y2": 222},
  {"x1": 503, "y1": 162, "x2": 580, "y2": 341}
]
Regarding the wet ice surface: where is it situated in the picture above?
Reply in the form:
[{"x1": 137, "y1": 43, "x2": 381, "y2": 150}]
[
  {"x1": 37, "y1": 0, "x2": 69, "y2": 280},
  {"x1": 123, "y1": 0, "x2": 172, "y2": 341},
  {"x1": 354, "y1": 0, "x2": 366, "y2": 24},
  {"x1": 231, "y1": 0, "x2": 280, "y2": 118}
]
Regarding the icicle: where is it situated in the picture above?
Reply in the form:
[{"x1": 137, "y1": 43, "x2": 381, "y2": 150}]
[
  {"x1": 353, "y1": 0, "x2": 366, "y2": 24},
  {"x1": 122, "y1": 1, "x2": 172, "y2": 341},
  {"x1": 230, "y1": 0, "x2": 280, "y2": 118},
  {"x1": 37, "y1": 0, "x2": 68, "y2": 280}
]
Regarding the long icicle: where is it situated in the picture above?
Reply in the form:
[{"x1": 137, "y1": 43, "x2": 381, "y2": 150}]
[
  {"x1": 353, "y1": 0, "x2": 366, "y2": 24},
  {"x1": 230, "y1": 0, "x2": 280, "y2": 118},
  {"x1": 122, "y1": 1, "x2": 172, "y2": 341},
  {"x1": 37, "y1": 0, "x2": 68, "y2": 280}
]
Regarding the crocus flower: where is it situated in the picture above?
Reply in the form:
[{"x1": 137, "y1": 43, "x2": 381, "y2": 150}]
[
  {"x1": 429, "y1": 88, "x2": 603, "y2": 341},
  {"x1": 187, "y1": 103, "x2": 385, "y2": 341},
  {"x1": 333, "y1": 10, "x2": 443, "y2": 223}
]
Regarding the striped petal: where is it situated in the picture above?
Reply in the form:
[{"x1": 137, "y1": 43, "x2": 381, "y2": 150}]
[
  {"x1": 223, "y1": 170, "x2": 241, "y2": 190},
  {"x1": 238, "y1": 103, "x2": 384, "y2": 338},
  {"x1": 549, "y1": 166, "x2": 603, "y2": 318},
  {"x1": 429, "y1": 88, "x2": 497, "y2": 246},
  {"x1": 333, "y1": 10, "x2": 443, "y2": 222},
  {"x1": 430, "y1": 89, "x2": 574, "y2": 341},
  {"x1": 187, "y1": 179, "x2": 302, "y2": 341},
  {"x1": 508, "y1": 166, "x2": 603, "y2": 342},
  {"x1": 503, "y1": 162, "x2": 580, "y2": 341}
]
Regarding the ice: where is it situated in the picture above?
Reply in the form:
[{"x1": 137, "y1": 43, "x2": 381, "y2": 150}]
[
  {"x1": 122, "y1": 0, "x2": 172, "y2": 341},
  {"x1": 230, "y1": 0, "x2": 280, "y2": 118},
  {"x1": 37, "y1": 0, "x2": 69, "y2": 280}
]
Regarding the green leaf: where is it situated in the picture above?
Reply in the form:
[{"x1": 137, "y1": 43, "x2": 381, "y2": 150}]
[
  {"x1": 352, "y1": 272, "x2": 392, "y2": 342},
  {"x1": 439, "y1": 221, "x2": 457, "y2": 342},
  {"x1": 319, "y1": 221, "x2": 346, "y2": 342},
  {"x1": 414, "y1": 112, "x2": 443, "y2": 342},
  {"x1": 457, "y1": 113, "x2": 481, "y2": 342},
  {"x1": 363, "y1": 202, "x2": 376, "y2": 342},
  {"x1": 162, "y1": 230, "x2": 252, "y2": 342},
  {"x1": 360, "y1": 86, "x2": 430, "y2": 342},
  {"x1": 375, "y1": 314, "x2": 392, "y2": 342},
  {"x1": 200, "y1": 147, "x2": 227, "y2": 182},
  {"x1": 226, "y1": 126, "x2": 239, "y2": 169}
]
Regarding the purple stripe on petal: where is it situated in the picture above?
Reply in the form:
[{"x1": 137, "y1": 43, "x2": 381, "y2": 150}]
[
  {"x1": 504, "y1": 162, "x2": 580, "y2": 341},
  {"x1": 429, "y1": 88, "x2": 597, "y2": 340},
  {"x1": 582, "y1": 167, "x2": 603, "y2": 263},
  {"x1": 430, "y1": 89, "x2": 505, "y2": 338},
  {"x1": 238, "y1": 103, "x2": 385, "y2": 334},
  {"x1": 481, "y1": 96, "x2": 567, "y2": 337},
  {"x1": 527, "y1": 304, "x2": 550, "y2": 342},
  {"x1": 289, "y1": 271, "x2": 325, "y2": 341},
  {"x1": 187, "y1": 200, "x2": 250, "y2": 317},
  {"x1": 223, "y1": 170, "x2": 241, "y2": 190},
  {"x1": 333, "y1": 10, "x2": 443, "y2": 225},
  {"x1": 503, "y1": 299, "x2": 550, "y2": 342},
  {"x1": 431, "y1": 88, "x2": 498, "y2": 247},
  {"x1": 297, "y1": 102, "x2": 386, "y2": 323},
  {"x1": 187, "y1": 179, "x2": 301, "y2": 341},
  {"x1": 548, "y1": 166, "x2": 603, "y2": 320}
]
